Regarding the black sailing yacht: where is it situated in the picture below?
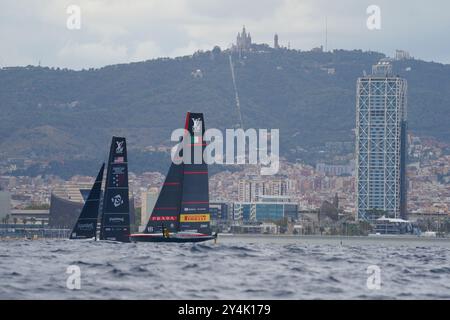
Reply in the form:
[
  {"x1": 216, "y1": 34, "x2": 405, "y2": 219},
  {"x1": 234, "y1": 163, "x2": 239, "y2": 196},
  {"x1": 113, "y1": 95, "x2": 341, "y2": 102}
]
[
  {"x1": 99, "y1": 136, "x2": 132, "y2": 242},
  {"x1": 130, "y1": 112, "x2": 217, "y2": 243},
  {"x1": 69, "y1": 137, "x2": 131, "y2": 242},
  {"x1": 69, "y1": 163, "x2": 105, "y2": 240}
]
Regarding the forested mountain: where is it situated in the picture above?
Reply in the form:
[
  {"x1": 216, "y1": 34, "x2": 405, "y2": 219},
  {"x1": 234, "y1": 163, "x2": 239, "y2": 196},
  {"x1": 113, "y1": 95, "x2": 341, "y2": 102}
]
[{"x1": 1, "y1": 46, "x2": 449, "y2": 176}]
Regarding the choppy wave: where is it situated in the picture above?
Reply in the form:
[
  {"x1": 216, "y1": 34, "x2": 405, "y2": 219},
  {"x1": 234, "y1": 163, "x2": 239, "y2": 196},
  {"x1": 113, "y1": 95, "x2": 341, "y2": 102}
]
[{"x1": 1, "y1": 236, "x2": 450, "y2": 299}]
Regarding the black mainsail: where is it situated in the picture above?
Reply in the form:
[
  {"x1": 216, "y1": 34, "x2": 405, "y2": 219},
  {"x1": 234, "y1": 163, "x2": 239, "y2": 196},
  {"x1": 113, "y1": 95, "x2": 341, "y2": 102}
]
[
  {"x1": 144, "y1": 161, "x2": 183, "y2": 234},
  {"x1": 178, "y1": 112, "x2": 211, "y2": 234},
  {"x1": 131, "y1": 112, "x2": 215, "y2": 243},
  {"x1": 99, "y1": 137, "x2": 131, "y2": 242},
  {"x1": 69, "y1": 163, "x2": 105, "y2": 240}
]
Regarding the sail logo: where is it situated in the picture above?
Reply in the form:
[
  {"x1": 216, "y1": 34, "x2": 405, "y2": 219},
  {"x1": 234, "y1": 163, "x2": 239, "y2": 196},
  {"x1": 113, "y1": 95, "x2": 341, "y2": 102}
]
[
  {"x1": 77, "y1": 223, "x2": 94, "y2": 230},
  {"x1": 115, "y1": 141, "x2": 124, "y2": 154},
  {"x1": 192, "y1": 118, "x2": 202, "y2": 133},
  {"x1": 150, "y1": 215, "x2": 177, "y2": 221},
  {"x1": 111, "y1": 194, "x2": 124, "y2": 207},
  {"x1": 183, "y1": 207, "x2": 207, "y2": 212},
  {"x1": 112, "y1": 166, "x2": 125, "y2": 175},
  {"x1": 171, "y1": 128, "x2": 279, "y2": 175},
  {"x1": 180, "y1": 214, "x2": 210, "y2": 223}
]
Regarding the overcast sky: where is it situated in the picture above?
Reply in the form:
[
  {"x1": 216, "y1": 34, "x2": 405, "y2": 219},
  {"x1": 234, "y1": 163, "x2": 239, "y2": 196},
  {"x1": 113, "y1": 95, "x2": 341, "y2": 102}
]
[{"x1": 1, "y1": 0, "x2": 449, "y2": 70}]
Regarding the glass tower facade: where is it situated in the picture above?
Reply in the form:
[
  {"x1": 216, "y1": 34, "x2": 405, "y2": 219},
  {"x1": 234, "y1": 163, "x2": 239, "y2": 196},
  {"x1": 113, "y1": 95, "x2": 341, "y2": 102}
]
[
  {"x1": 356, "y1": 62, "x2": 407, "y2": 220},
  {"x1": 233, "y1": 202, "x2": 298, "y2": 222}
]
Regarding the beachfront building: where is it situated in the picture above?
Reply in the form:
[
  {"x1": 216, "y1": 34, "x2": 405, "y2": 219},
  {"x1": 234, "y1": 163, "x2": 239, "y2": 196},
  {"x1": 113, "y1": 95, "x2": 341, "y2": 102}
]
[
  {"x1": 233, "y1": 196, "x2": 298, "y2": 222},
  {"x1": 356, "y1": 60, "x2": 408, "y2": 220}
]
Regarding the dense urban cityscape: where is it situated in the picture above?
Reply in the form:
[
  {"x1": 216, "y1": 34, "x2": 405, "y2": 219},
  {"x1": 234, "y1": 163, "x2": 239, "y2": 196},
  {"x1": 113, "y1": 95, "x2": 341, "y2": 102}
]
[{"x1": 1, "y1": 134, "x2": 449, "y2": 233}]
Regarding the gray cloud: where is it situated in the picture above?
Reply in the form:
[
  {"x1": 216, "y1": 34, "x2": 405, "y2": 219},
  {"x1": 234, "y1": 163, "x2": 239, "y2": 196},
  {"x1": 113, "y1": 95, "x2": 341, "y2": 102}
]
[{"x1": 0, "y1": 0, "x2": 449, "y2": 69}]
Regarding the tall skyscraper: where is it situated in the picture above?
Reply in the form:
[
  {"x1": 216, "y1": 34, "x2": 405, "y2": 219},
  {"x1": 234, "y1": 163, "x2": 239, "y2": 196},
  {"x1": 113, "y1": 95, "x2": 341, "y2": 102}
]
[{"x1": 356, "y1": 60, "x2": 408, "y2": 220}]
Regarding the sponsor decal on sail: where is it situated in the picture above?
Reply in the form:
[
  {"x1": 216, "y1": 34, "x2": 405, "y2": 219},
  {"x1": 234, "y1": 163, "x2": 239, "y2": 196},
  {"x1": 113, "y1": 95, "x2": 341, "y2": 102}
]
[
  {"x1": 115, "y1": 141, "x2": 124, "y2": 154},
  {"x1": 191, "y1": 118, "x2": 203, "y2": 144},
  {"x1": 150, "y1": 215, "x2": 177, "y2": 221},
  {"x1": 180, "y1": 214, "x2": 210, "y2": 223},
  {"x1": 192, "y1": 118, "x2": 202, "y2": 133},
  {"x1": 77, "y1": 223, "x2": 94, "y2": 230},
  {"x1": 111, "y1": 194, "x2": 124, "y2": 207},
  {"x1": 183, "y1": 207, "x2": 206, "y2": 212}
]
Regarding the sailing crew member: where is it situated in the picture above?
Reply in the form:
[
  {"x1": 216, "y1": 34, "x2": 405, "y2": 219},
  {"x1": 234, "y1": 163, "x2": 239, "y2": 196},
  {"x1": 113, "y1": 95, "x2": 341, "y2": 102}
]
[{"x1": 162, "y1": 224, "x2": 169, "y2": 238}]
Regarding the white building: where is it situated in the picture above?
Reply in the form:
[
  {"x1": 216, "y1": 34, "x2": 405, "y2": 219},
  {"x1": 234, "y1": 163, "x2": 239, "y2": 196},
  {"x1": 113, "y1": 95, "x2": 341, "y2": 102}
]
[
  {"x1": 238, "y1": 179, "x2": 289, "y2": 202},
  {"x1": 395, "y1": 50, "x2": 411, "y2": 60}
]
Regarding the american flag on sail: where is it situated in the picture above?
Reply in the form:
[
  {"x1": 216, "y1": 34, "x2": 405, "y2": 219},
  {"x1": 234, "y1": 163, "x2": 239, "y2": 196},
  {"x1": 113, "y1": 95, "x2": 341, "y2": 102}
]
[
  {"x1": 111, "y1": 166, "x2": 126, "y2": 187},
  {"x1": 114, "y1": 156, "x2": 124, "y2": 163}
]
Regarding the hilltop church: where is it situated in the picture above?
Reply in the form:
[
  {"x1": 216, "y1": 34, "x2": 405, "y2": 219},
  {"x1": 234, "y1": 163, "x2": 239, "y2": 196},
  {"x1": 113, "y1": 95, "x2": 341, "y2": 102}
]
[
  {"x1": 233, "y1": 26, "x2": 252, "y2": 53},
  {"x1": 233, "y1": 26, "x2": 281, "y2": 53}
]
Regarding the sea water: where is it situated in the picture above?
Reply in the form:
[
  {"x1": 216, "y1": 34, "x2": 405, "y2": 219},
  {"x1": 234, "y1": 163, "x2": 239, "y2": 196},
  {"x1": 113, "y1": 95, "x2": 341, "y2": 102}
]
[{"x1": 1, "y1": 235, "x2": 449, "y2": 299}]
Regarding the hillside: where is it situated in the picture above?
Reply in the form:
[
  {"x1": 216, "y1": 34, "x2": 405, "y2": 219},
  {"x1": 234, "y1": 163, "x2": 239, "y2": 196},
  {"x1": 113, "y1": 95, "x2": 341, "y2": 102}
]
[{"x1": 1, "y1": 46, "x2": 450, "y2": 175}]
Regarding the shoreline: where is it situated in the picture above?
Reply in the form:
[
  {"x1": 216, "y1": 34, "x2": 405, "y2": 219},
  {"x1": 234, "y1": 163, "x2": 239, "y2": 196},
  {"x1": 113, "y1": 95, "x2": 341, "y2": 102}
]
[
  {"x1": 1, "y1": 234, "x2": 449, "y2": 243},
  {"x1": 221, "y1": 234, "x2": 450, "y2": 241}
]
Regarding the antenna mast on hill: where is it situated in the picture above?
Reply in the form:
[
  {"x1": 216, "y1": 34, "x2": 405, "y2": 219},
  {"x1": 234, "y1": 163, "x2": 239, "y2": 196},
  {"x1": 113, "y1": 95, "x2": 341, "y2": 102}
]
[
  {"x1": 325, "y1": 16, "x2": 328, "y2": 52},
  {"x1": 228, "y1": 54, "x2": 244, "y2": 129}
]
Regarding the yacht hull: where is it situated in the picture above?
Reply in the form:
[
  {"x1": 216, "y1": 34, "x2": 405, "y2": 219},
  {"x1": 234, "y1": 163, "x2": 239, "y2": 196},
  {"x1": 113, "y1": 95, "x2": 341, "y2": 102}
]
[{"x1": 130, "y1": 233, "x2": 216, "y2": 243}]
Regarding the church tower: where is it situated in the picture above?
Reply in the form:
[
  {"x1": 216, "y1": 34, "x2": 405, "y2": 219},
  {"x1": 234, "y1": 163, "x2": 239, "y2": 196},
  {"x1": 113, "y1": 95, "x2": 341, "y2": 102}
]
[{"x1": 235, "y1": 25, "x2": 252, "y2": 53}]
